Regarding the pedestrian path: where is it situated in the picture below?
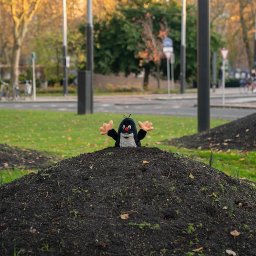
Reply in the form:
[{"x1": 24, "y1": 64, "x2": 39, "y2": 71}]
[{"x1": 1, "y1": 88, "x2": 256, "y2": 109}]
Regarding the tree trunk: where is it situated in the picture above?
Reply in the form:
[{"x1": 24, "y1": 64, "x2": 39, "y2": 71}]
[
  {"x1": 239, "y1": 0, "x2": 252, "y2": 68},
  {"x1": 10, "y1": 42, "x2": 21, "y2": 98},
  {"x1": 8, "y1": 0, "x2": 42, "y2": 96},
  {"x1": 156, "y1": 64, "x2": 160, "y2": 89},
  {"x1": 143, "y1": 64, "x2": 150, "y2": 91}
]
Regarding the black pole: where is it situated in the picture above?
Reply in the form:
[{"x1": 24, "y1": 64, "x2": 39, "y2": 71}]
[
  {"x1": 77, "y1": 71, "x2": 86, "y2": 114},
  {"x1": 78, "y1": 0, "x2": 93, "y2": 114},
  {"x1": 197, "y1": 0, "x2": 210, "y2": 132}
]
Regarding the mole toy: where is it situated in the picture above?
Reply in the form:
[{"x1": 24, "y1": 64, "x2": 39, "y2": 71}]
[{"x1": 100, "y1": 117, "x2": 153, "y2": 147}]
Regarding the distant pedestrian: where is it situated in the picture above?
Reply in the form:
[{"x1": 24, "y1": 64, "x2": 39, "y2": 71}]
[
  {"x1": 15, "y1": 85, "x2": 20, "y2": 98},
  {"x1": 239, "y1": 78, "x2": 247, "y2": 93},
  {"x1": 250, "y1": 73, "x2": 256, "y2": 93}
]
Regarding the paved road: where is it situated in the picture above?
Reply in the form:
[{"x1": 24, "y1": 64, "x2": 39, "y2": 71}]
[{"x1": 0, "y1": 91, "x2": 255, "y2": 120}]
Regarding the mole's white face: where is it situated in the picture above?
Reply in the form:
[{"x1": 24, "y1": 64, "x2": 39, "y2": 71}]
[{"x1": 120, "y1": 133, "x2": 137, "y2": 147}]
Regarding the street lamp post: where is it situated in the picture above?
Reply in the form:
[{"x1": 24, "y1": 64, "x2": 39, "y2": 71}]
[
  {"x1": 254, "y1": 13, "x2": 256, "y2": 67},
  {"x1": 171, "y1": 53, "x2": 175, "y2": 92},
  {"x1": 212, "y1": 52, "x2": 217, "y2": 92},
  {"x1": 221, "y1": 48, "x2": 228, "y2": 105},
  {"x1": 86, "y1": 0, "x2": 93, "y2": 113},
  {"x1": 62, "y1": 0, "x2": 68, "y2": 96},
  {"x1": 31, "y1": 52, "x2": 36, "y2": 101},
  {"x1": 180, "y1": 0, "x2": 186, "y2": 94},
  {"x1": 163, "y1": 37, "x2": 173, "y2": 95}
]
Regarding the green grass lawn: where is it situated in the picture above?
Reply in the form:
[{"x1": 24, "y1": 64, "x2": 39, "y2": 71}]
[{"x1": 0, "y1": 109, "x2": 255, "y2": 184}]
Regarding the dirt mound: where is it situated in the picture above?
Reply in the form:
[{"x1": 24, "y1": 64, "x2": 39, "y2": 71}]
[
  {"x1": 169, "y1": 113, "x2": 256, "y2": 150},
  {"x1": 0, "y1": 143, "x2": 56, "y2": 170},
  {"x1": 1, "y1": 147, "x2": 255, "y2": 255}
]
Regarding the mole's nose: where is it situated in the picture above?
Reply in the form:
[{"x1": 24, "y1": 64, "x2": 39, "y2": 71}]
[{"x1": 124, "y1": 127, "x2": 129, "y2": 132}]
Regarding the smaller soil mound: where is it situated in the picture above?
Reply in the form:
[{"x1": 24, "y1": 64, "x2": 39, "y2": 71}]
[
  {"x1": 0, "y1": 147, "x2": 255, "y2": 256},
  {"x1": 0, "y1": 143, "x2": 57, "y2": 170},
  {"x1": 169, "y1": 113, "x2": 256, "y2": 150}
]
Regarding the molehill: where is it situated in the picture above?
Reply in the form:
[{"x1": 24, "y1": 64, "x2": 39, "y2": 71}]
[
  {"x1": 0, "y1": 143, "x2": 56, "y2": 170},
  {"x1": 0, "y1": 147, "x2": 255, "y2": 255},
  {"x1": 169, "y1": 113, "x2": 256, "y2": 150}
]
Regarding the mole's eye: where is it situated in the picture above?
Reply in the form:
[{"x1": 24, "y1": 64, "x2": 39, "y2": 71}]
[
  {"x1": 128, "y1": 125, "x2": 131, "y2": 129},
  {"x1": 122, "y1": 125, "x2": 125, "y2": 129}
]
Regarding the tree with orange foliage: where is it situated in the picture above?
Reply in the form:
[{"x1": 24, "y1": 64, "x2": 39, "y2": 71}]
[
  {"x1": 211, "y1": 0, "x2": 256, "y2": 70},
  {"x1": 92, "y1": 0, "x2": 208, "y2": 89},
  {"x1": 138, "y1": 12, "x2": 168, "y2": 89},
  {"x1": 1, "y1": 0, "x2": 43, "y2": 98}
]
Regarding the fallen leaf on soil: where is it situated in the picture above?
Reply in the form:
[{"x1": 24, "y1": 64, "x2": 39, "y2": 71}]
[
  {"x1": 155, "y1": 142, "x2": 162, "y2": 145},
  {"x1": 235, "y1": 134, "x2": 240, "y2": 138},
  {"x1": 29, "y1": 227, "x2": 38, "y2": 234},
  {"x1": 142, "y1": 160, "x2": 149, "y2": 165},
  {"x1": 230, "y1": 230, "x2": 240, "y2": 237},
  {"x1": 120, "y1": 213, "x2": 129, "y2": 220},
  {"x1": 189, "y1": 173, "x2": 195, "y2": 179},
  {"x1": 245, "y1": 129, "x2": 249, "y2": 132},
  {"x1": 3, "y1": 162, "x2": 8, "y2": 167},
  {"x1": 226, "y1": 249, "x2": 237, "y2": 255},
  {"x1": 223, "y1": 206, "x2": 228, "y2": 210},
  {"x1": 192, "y1": 247, "x2": 203, "y2": 252}
]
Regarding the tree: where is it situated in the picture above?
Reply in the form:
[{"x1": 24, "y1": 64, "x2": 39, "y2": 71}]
[
  {"x1": 1, "y1": 0, "x2": 43, "y2": 97},
  {"x1": 0, "y1": 2, "x2": 12, "y2": 69},
  {"x1": 91, "y1": 14, "x2": 142, "y2": 75},
  {"x1": 211, "y1": 0, "x2": 256, "y2": 70},
  {"x1": 237, "y1": 0, "x2": 254, "y2": 69},
  {"x1": 137, "y1": 12, "x2": 168, "y2": 89},
  {"x1": 19, "y1": 0, "x2": 118, "y2": 85},
  {"x1": 91, "y1": 0, "x2": 200, "y2": 89}
]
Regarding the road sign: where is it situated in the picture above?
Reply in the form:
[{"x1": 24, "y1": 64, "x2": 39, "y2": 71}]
[
  {"x1": 163, "y1": 37, "x2": 173, "y2": 59},
  {"x1": 163, "y1": 47, "x2": 173, "y2": 59},
  {"x1": 221, "y1": 48, "x2": 228, "y2": 60},
  {"x1": 163, "y1": 37, "x2": 173, "y2": 48}
]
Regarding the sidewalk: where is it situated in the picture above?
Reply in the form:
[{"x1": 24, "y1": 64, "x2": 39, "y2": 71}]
[{"x1": 1, "y1": 87, "x2": 256, "y2": 109}]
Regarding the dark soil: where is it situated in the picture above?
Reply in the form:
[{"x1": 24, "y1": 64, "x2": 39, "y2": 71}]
[
  {"x1": 1, "y1": 147, "x2": 255, "y2": 255},
  {"x1": 0, "y1": 143, "x2": 57, "y2": 170},
  {"x1": 169, "y1": 113, "x2": 256, "y2": 150}
]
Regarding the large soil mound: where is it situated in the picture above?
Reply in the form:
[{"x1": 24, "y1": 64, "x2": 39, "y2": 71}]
[
  {"x1": 0, "y1": 143, "x2": 56, "y2": 170},
  {"x1": 169, "y1": 113, "x2": 256, "y2": 150},
  {"x1": 1, "y1": 147, "x2": 255, "y2": 255}
]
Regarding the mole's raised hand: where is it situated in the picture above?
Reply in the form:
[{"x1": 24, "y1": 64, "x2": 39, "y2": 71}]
[
  {"x1": 138, "y1": 121, "x2": 154, "y2": 132},
  {"x1": 99, "y1": 120, "x2": 113, "y2": 135}
]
